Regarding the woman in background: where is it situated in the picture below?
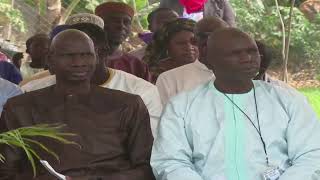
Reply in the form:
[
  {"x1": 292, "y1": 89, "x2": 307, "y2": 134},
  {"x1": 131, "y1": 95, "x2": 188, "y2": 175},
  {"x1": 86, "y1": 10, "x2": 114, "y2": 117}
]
[{"x1": 143, "y1": 18, "x2": 199, "y2": 82}]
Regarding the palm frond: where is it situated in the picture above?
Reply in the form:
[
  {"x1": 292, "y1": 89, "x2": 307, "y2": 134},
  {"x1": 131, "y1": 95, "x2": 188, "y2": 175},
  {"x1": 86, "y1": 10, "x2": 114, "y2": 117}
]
[
  {"x1": 23, "y1": 138, "x2": 60, "y2": 162},
  {"x1": 0, "y1": 124, "x2": 77, "y2": 177},
  {"x1": 0, "y1": 153, "x2": 4, "y2": 163}
]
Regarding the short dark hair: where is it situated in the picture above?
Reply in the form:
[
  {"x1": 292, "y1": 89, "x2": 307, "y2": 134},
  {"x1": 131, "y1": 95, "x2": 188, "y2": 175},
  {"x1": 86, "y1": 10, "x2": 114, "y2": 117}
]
[
  {"x1": 26, "y1": 33, "x2": 49, "y2": 52},
  {"x1": 12, "y1": 52, "x2": 23, "y2": 60},
  {"x1": 147, "y1": 8, "x2": 176, "y2": 25}
]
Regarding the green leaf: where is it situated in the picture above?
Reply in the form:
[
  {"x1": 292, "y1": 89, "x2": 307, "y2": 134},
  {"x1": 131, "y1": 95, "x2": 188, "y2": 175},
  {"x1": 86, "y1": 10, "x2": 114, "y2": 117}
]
[
  {"x1": 0, "y1": 124, "x2": 78, "y2": 176},
  {"x1": 23, "y1": 138, "x2": 60, "y2": 162},
  {"x1": 0, "y1": 153, "x2": 5, "y2": 163},
  {"x1": 0, "y1": 1, "x2": 25, "y2": 32}
]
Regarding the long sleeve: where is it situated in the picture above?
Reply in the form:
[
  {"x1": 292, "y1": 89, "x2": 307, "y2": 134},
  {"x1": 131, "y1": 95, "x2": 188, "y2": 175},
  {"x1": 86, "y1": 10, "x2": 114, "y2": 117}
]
[
  {"x1": 151, "y1": 99, "x2": 203, "y2": 180},
  {"x1": 10, "y1": 68, "x2": 23, "y2": 85},
  {"x1": 279, "y1": 95, "x2": 320, "y2": 180},
  {"x1": 156, "y1": 73, "x2": 171, "y2": 106},
  {"x1": 7, "y1": 87, "x2": 23, "y2": 99},
  {"x1": 222, "y1": 0, "x2": 236, "y2": 27},
  {"x1": 0, "y1": 62, "x2": 22, "y2": 85},
  {"x1": 0, "y1": 82, "x2": 22, "y2": 115},
  {"x1": 139, "y1": 85, "x2": 162, "y2": 138},
  {"x1": 0, "y1": 102, "x2": 31, "y2": 180},
  {"x1": 106, "y1": 96, "x2": 155, "y2": 180}
]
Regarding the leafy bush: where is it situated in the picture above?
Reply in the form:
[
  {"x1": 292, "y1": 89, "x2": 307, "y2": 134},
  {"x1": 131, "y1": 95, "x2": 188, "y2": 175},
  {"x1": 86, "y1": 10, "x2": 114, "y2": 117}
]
[
  {"x1": 230, "y1": 0, "x2": 320, "y2": 69},
  {"x1": 0, "y1": 124, "x2": 76, "y2": 176},
  {"x1": 0, "y1": 0, "x2": 25, "y2": 32},
  {"x1": 67, "y1": 0, "x2": 153, "y2": 29}
]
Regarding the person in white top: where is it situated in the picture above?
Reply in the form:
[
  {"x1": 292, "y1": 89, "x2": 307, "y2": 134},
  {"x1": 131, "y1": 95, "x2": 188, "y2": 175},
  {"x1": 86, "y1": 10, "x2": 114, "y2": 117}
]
[
  {"x1": 156, "y1": 60, "x2": 214, "y2": 105},
  {"x1": 21, "y1": 13, "x2": 162, "y2": 137},
  {"x1": 156, "y1": 17, "x2": 228, "y2": 105}
]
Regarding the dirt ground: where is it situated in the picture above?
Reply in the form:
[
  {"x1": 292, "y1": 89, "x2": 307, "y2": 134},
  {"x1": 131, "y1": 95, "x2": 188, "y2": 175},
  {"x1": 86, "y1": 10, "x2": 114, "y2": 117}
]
[{"x1": 268, "y1": 67, "x2": 320, "y2": 88}]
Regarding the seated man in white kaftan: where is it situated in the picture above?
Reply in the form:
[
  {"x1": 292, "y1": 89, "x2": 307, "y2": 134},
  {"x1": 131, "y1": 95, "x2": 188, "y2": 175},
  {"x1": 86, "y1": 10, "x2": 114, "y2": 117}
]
[{"x1": 151, "y1": 28, "x2": 320, "y2": 180}]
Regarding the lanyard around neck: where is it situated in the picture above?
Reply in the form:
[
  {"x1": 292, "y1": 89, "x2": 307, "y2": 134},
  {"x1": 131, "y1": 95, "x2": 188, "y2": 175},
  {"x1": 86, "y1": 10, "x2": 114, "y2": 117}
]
[{"x1": 223, "y1": 85, "x2": 269, "y2": 166}]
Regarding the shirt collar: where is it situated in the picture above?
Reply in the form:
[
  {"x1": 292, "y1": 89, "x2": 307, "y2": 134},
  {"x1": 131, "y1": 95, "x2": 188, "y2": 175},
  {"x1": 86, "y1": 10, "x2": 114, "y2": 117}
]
[
  {"x1": 263, "y1": 73, "x2": 272, "y2": 83},
  {"x1": 193, "y1": 60, "x2": 212, "y2": 72},
  {"x1": 100, "y1": 68, "x2": 116, "y2": 87}
]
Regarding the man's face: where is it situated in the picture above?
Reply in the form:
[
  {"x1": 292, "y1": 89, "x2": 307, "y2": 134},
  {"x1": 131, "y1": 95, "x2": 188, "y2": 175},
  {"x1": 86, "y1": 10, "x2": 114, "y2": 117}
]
[
  {"x1": 168, "y1": 30, "x2": 198, "y2": 63},
  {"x1": 49, "y1": 38, "x2": 97, "y2": 82},
  {"x1": 103, "y1": 12, "x2": 132, "y2": 45},
  {"x1": 208, "y1": 37, "x2": 261, "y2": 81},
  {"x1": 29, "y1": 38, "x2": 50, "y2": 61},
  {"x1": 150, "y1": 11, "x2": 179, "y2": 32}
]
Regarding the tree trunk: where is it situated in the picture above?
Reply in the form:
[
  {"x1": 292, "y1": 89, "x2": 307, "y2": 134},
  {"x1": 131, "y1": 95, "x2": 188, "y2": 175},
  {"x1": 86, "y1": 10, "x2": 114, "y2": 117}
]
[
  {"x1": 283, "y1": 0, "x2": 296, "y2": 83},
  {"x1": 130, "y1": 0, "x2": 144, "y2": 33},
  {"x1": 275, "y1": 0, "x2": 287, "y2": 82},
  {"x1": 46, "y1": 0, "x2": 62, "y2": 29},
  {"x1": 60, "y1": 0, "x2": 81, "y2": 23},
  {"x1": 2, "y1": 0, "x2": 14, "y2": 40}
]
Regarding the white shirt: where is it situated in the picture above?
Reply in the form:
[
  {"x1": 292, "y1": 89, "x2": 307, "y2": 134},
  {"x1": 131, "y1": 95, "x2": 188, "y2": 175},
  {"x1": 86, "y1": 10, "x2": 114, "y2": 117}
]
[
  {"x1": 21, "y1": 68, "x2": 162, "y2": 137},
  {"x1": 156, "y1": 60, "x2": 214, "y2": 105},
  {"x1": 20, "y1": 61, "x2": 43, "y2": 79}
]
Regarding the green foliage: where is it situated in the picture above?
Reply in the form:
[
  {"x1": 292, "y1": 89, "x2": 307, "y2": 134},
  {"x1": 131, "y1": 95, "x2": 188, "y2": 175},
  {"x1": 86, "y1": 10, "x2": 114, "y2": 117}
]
[
  {"x1": 0, "y1": 124, "x2": 77, "y2": 176},
  {"x1": 266, "y1": 0, "x2": 305, "y2": 7},
  {"x1": 83, "y1": 0, "x2": 101, "y2": 13},
  {"x1": 24, "y1": 0, "x2": 46, "y2": 16},
  {"x1": 68, "y1": 0, "x2": 153, "y2": 29},
  {"x1": 230, "y1": 0, "x2": 320, "y2": 68},
  {"x1": 62, "y1": 0, "x2": 91, "y2": 14},
  {"x1": 298, "y1": 88, "x2": 320, "y2": 117},
  {"x1": 0, "y1": 0, "x2": 25, "y2": 32}
]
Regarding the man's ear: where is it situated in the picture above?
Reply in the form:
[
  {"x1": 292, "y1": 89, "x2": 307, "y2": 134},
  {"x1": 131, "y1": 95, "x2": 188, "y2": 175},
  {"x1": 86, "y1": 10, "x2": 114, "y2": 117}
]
[
  {"x1": 202, "y1": 44, "x2": 208, "y2": 58},
  {"x1": 47, "y1": 54, "x2": 55, "y2": 75},
  {"x1": 200, "y1": 44, "x2": 213, "y2": 71},
  {"x1": 94, "y1": 52, "x2": 99, "y2": 65}
]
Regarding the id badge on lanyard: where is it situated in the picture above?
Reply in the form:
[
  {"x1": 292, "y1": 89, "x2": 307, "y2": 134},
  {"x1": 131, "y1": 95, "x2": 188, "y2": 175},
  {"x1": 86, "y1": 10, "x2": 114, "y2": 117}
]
[{"x1": 262, "y1": 166, "x2": 283, "y2": 180}]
